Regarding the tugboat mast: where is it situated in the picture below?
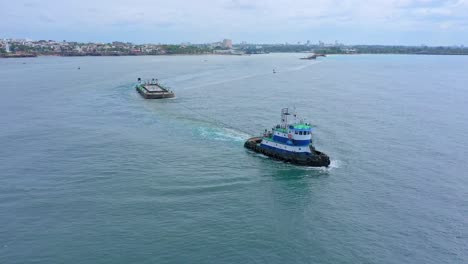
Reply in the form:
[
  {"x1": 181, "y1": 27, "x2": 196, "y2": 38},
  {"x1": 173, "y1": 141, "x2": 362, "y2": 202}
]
[{"x1": 281, "y1": 108, "x2": 291, "y2": 128}]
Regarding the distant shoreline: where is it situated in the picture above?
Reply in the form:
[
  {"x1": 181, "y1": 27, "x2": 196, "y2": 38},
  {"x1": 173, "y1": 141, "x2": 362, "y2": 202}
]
[
  {"x1": 0, "y1": 53, "x2": 247, "y2": 59},
  {"x1": 2, "y1": 52, "x2": 468, "y2": 59},
  {"x1": 3, "y1": 39, "x2": 468, "y2": 57}
]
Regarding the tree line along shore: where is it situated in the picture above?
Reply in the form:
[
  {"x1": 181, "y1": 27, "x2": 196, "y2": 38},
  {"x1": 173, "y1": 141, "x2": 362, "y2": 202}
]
[{"x1": 1, "y1": 40, "x2": 467, "y2": 57}]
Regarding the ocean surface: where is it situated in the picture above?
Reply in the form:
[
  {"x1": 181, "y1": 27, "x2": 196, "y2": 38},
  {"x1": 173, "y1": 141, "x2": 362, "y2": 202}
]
[{"x1": 0, "y1": 54, "x2": 467, "y2": 264}]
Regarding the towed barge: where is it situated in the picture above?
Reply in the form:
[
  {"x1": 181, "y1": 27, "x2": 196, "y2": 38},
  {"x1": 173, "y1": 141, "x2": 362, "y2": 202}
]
[
  {"x1": 244, "y1": 108, "x2": 330, "y2": 167},
  {"x1": 136, "y1": 78, "x2": 175, "y2": 99}
]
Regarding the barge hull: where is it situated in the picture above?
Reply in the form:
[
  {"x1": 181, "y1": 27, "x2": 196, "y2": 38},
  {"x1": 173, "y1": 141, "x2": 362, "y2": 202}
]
[{"x1": 136, "y1": 87, "x2": 175, "y2": 99}]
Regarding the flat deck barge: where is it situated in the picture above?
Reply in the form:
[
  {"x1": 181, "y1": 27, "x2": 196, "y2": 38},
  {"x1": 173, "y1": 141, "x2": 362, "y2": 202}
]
[{"x1": 136, "y1": 78, "x2": 175, "y2": 99}]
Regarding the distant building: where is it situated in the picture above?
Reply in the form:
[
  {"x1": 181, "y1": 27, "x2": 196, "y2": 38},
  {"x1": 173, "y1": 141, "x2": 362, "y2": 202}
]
[
  {"x1": 341, "y1": 48, "x2": 357, "y2": 54},
  {"x1": 5, "y1": 41, "x2": 10, "y2": 53},
  {"x1": 222, "y1": 39, "x2": 232, "y2": 49},
  {"x1": 209, "y1": 42, "x2": 223, "y2": 48}
]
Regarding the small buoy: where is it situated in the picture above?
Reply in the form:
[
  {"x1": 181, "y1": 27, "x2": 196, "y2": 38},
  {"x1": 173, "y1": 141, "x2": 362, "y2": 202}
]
[{"x1": 77, "y1": 67, "x2": 80, "y2": 70}]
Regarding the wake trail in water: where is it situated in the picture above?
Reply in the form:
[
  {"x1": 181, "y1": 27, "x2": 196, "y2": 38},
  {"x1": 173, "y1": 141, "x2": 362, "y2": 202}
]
[
  {"x1": 181, "y1": 72, "x2": 266, "y2": 91},
  {"x1": 282, "y1": 60, "x2": 322, "y2": 72},
  {"x1": 197, "y1": 127, "x2": 251, "y2": 143},
  {"x1": 137, "y1": 97, "x2": 254, "y2": 140},
  {"x1": 180, "y1": 60, "x2": 322, "y2": 91},
  {"x1": 133, "y1": 59, "x2": 323, "y2": 142},
  {"x1": 175, "y1": 102, "x2": 255, "y2": 135}
]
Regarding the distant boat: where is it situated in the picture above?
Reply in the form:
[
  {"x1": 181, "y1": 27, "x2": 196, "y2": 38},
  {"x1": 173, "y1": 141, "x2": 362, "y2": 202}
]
[{"x1": 300, "y1": 54, "x2": 326, "y2": 60}]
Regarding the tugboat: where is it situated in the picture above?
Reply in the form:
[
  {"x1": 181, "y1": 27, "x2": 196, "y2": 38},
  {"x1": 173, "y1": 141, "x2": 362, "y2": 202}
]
[
  {"x1": 244, "y1": 108, "x2": 330, "y2": 167},
  {"x1": 135, "y1": 78, "x2": 175, "y2": 99}
]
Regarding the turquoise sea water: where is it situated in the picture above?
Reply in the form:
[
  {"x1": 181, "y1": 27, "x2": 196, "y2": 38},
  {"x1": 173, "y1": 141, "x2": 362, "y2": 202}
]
[{"x1": 0, "y1": 54, "x2": 467, "y2": 263}]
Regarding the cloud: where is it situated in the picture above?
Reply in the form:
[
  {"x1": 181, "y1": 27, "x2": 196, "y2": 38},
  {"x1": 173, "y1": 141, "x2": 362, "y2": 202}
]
[
  {"x1": 1, "y1": 0, "x2": 468, "y2": 44},
  {"x1": 226, "y1": 0, "x2": 259, "y2": 10}
]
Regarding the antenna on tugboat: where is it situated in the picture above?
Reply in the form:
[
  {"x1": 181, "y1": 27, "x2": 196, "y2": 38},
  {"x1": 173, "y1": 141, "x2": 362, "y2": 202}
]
[
  {"x1": 293, "y1": 106, "x2": 297, "y2": 122},
  {"x1": 281, "y1": 108, "x2": 291, "y2": 128}
]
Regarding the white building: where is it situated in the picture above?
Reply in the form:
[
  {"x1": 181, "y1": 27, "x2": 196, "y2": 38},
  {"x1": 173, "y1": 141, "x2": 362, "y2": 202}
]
[{"x1": 222, "y1": 39, "x2": 232, "y2": 49}]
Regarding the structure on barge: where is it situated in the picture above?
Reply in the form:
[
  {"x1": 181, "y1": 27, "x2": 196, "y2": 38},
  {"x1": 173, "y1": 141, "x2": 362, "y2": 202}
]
[
  {"x1": 135, "y1": 78, "x2": 175, "y2": 99},
  {"x1": 244, "y1": 108, "x2": 330, "y2": 167}
]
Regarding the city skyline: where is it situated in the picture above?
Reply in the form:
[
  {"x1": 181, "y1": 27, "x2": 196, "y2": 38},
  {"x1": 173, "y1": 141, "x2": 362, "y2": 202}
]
[{"x1": 2, "y1": 0, "x2": 468, "y2": 46}]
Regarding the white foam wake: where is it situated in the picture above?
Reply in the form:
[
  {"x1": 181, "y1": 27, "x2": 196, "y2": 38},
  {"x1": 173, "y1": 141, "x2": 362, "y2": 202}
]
[
  {"x1": 303, "y1": 159, "x2": 341, "y2": 172},
  {"x1": 197, "y1": 127, "x2": 251, "y2": 142}
]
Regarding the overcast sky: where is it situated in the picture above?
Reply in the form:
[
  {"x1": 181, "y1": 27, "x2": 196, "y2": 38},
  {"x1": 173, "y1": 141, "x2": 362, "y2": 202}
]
[{"x1": 2, "y1": 0, "x2": 468, "y2": 45}]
